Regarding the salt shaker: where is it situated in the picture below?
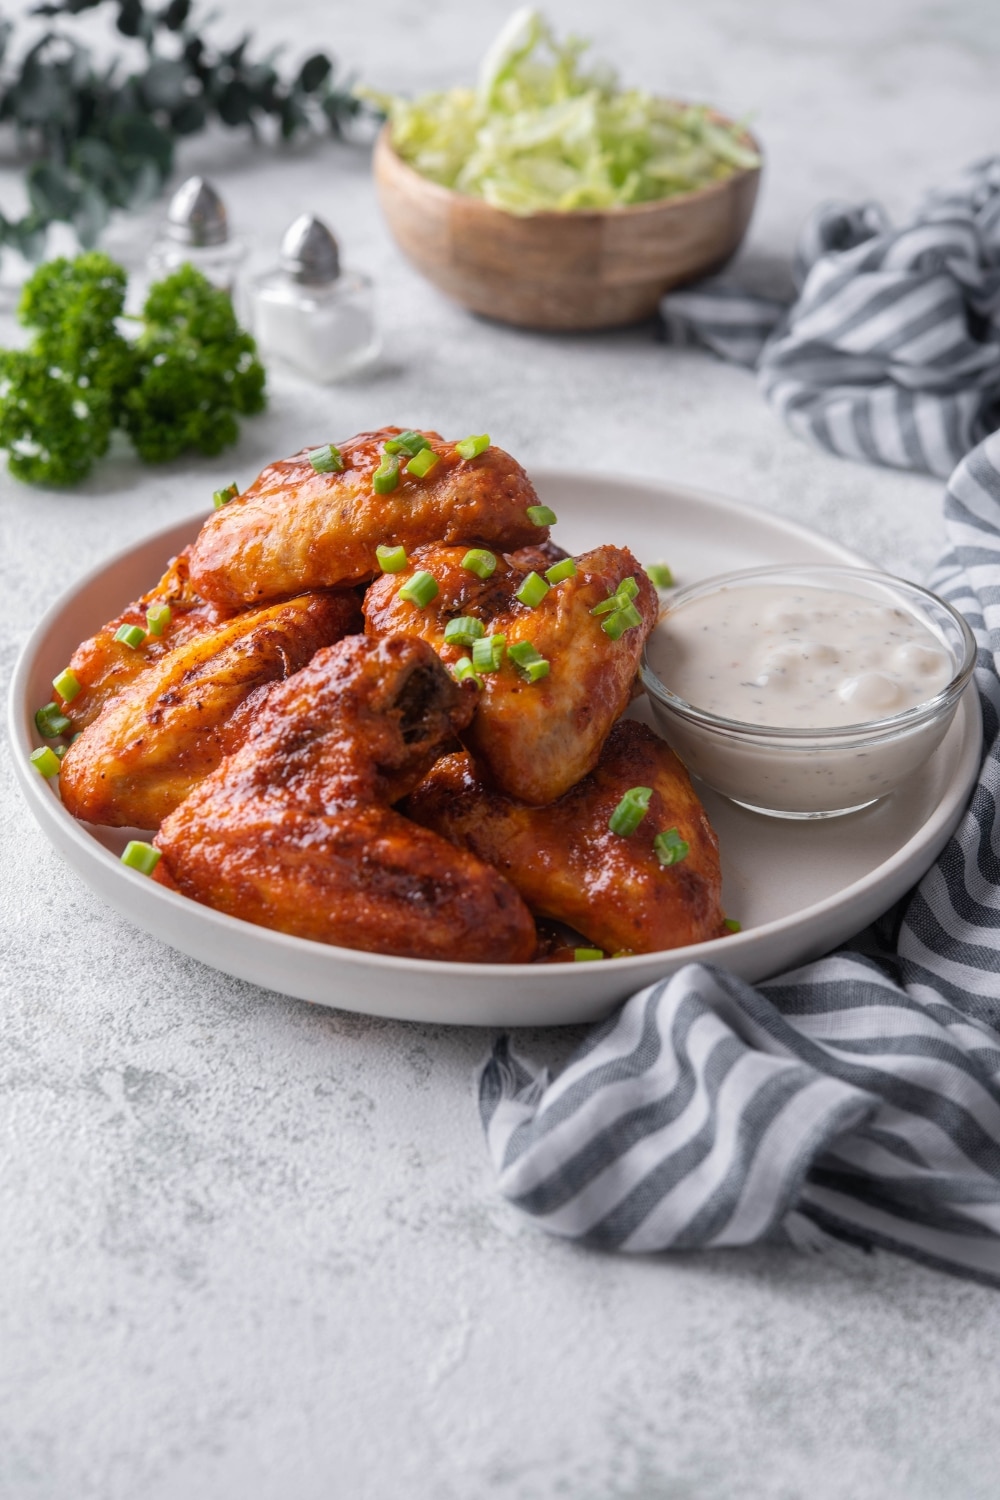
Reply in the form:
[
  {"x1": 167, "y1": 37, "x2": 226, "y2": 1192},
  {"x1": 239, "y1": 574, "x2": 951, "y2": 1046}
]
[
  {"x1": 146, "y1": 177, "x2": 247, "y2": 293},
  {"x1": 248, "y1": 215, "x2": 379, "y2": 383}
]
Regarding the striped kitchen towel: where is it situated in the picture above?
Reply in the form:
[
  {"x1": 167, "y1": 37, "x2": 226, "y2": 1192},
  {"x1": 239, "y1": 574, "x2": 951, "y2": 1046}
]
[
  {"x1": 659, "y1": 157, "x2": 1000, "y2": 477},
  {"x1": 478, "y1": 429, "x2": 1000, "y2": 1287}
]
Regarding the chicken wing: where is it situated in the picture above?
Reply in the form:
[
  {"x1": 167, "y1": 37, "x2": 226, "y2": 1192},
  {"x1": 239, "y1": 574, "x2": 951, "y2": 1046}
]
[
  {"x1": 404, "y1": 719, "x2": 725, "y2": 955},
  {"x1": 186, "y1": 428, "x2": 548, "y2": 610},
  {"x1": 364, "y1": 542, "x2": 658, "y2": 804},
  {"x1": 154, "y1": 635, "x2": 537, "y2": 963},
  {"x1": 60, "y1": 589, "x2": 361, "y2": 829},
  {"x1": 58, "y1": 547, "x2": 236, "y2": 732}
]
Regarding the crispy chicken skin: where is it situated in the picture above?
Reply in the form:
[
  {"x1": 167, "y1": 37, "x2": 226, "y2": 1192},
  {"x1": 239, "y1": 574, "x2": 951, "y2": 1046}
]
[
  {"x1": 154, "y1": 636, "x2": 538, "y2": 963},
  {"x1": 405, "y1": 719, "x2": 725, "y2": 955},
  {"x1": 60, "y1": 590, "x2": 361, "y2": 829},
  {"x1": 60, "y1": 547, "x2": 236, "y2": 732},
  {"x1": 364, "y1": 542, "x2": 658, "y2": 804},
  {"x1": 186, "y1": 428, "x2": 548, "y2": 610}
]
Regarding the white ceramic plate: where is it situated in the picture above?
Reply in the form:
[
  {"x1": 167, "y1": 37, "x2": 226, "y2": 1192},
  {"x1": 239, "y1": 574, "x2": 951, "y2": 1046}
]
[{"x1": 9, "y1": 472, "x2": 982, "y2": 1027}]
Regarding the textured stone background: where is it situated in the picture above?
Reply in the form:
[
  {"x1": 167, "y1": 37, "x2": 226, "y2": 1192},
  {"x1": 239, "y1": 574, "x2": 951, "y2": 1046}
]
[{"x1": 2, "y1": 2, "x2": 1000, "y2": 1497}]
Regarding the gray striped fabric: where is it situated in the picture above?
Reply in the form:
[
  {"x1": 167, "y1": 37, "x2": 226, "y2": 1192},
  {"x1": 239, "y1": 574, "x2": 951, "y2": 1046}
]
[
  {"x1": 479, "y1": 430, "x2": 1000, "y2": 1286},
  {"x1": 659, "y1": 158, "x2": 1000, "y2": 477}
]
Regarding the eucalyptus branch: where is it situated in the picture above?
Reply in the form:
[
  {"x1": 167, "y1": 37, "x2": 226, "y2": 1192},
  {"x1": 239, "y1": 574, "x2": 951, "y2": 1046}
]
[{"x1": 0, "y1": 0, "x2": 375, "y2": 257}]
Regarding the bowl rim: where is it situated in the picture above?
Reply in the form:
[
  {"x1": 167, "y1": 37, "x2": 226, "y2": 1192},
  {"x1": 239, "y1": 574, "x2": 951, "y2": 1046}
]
[
  {"x1": 373, "y1": 114, "x2": 763, "y2": 221},
  {"x1": 639, "y1": 562, "x2": 978, "y2": 742}
]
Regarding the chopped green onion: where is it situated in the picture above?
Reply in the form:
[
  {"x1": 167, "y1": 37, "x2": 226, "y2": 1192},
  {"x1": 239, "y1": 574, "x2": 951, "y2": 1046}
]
[
  {"x1": 544, "y1": 557, "x2": 577, "y2": 584},
  {"x1": 373, "y1": 453, "x2": 401, "y2": 494},
  {"x1": 592, "y1": 576, "x2": 640, "y2": 616},
  {"x1": 308, "y1": 443, "x2": 344, "y2": 474},
  {"x1": 145, "y1": 602, "x2": 172, "y2": 636},
  {"x1": 724, "y1": 917, "x2": 742, "y2": 933},
  {"x1": 406, "y1": 447, "x2": 441, "y2": 479},
  {"x1": 455, "y1": 433, "x2": 490, "y2": 460},
  {"x1": 384, "y1": 430, "x2": 430, "y2": 457},
  {"x1": 120, "y1": 840, "x2": 162, "y2": 875},
  {"x1": 654, "y1": 828, "x2": 690, "y2": 867},
  {"x1": 461, "y1": 548, "x2": 497, "y2": 579},
  {"x1": 114, "y1": 624, "x2": 147, "y2": 650},
  {"x1": 398, "y1": 570, "x2": 439, "y2": 608},
  {"x1": 508, "y1": 640, "x2": 550, "y2": 682},
  {"x1": 616, "y1": 576, "x2": 639, "y2": 602},
  {"x1": 443, "y1": 616, "x2": 486, "y2": 647},
  {"x1": 53, "y1": 744, "x2": 68, "y2": 760},
  {"x1": 30, "y1": 745, "x2": 62, "y2": 778},
  {"x1": 376, "y1": 543, "x2": 408, "y2": 573},
  {"x1": 471, "y1": 633, "x2": 506, "y2": 672},
  {"x1": 601, "y1": 601, "x2": 643, "y2": 639},
  {"x1": 515, "y1": 571, "x2": 549, "y2": 608},
  {"x1": 574, "y1": 948, "x2": 604, "y2": 962},
  {"x1": 647, "y1": 563, "x2": 674, "y2": 589},
  {"x1": 451, "y1": 656, "x2": 483, "y2": 688},
  {"x1": 35, "y1": 702, "x2": 72, "y2": 738},
  {"x1": 608, "y1": 786, "x2": 653, "y2": 837},
  {"x1": 611, "y1": 949, "x2": 635, "y2": 959},
  {"x1": 526, "y1": 504, "x2": 556, "y2": 527},
  {"x1": 52, "y1": 668, "x2": 81, "y2": 702},
  {"x1": 213, "y1": 482, "x2": 239, "y2": 508}
]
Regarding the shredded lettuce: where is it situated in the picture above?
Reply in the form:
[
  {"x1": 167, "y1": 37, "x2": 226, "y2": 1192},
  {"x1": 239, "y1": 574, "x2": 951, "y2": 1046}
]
[{"x1": 366, "y1": 8, "x2": 759, "y2": 215}]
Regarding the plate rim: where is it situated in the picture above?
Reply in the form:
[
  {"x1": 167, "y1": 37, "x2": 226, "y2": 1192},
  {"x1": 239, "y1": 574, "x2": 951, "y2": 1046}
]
[{"x1": 7, "y1": 470, "x2": 982, "y2": 993}]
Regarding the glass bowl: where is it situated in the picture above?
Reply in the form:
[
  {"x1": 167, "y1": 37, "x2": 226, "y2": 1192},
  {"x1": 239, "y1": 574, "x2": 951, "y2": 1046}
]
[{"x1": 639, "y1": 564, "x2": 977, "y2": 818}]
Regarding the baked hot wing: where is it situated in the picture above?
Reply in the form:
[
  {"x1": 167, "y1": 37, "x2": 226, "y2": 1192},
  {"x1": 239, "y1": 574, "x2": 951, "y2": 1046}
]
[
  {"x1": 59, "y1": 547, "x2": 234, "y2": 732},
  {"x1": 60, "y1": 589, "x2": 361, "y2": 829},
  {"x1": 154, "y1": 636, "x2": 537, "y2": 963},
  {"x1": 404, "y1": 719, "x2": 725, "y2": 955},
  {"x1": 364, "y1": 542, "x2": 658, "y2": 804},
  {"x1": 186, "y1": 428, "x2": 548, "y2": 610}
]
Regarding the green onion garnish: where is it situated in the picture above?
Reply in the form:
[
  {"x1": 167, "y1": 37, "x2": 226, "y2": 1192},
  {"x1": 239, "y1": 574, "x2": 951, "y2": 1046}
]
[
  {"x1": 601, "y1": 601, "x2": 643, "y2": 640},
  {"x1": 213, "y1": 482, "x2": 239, "y2": 508},
  {"x1": 398, "y1": 570, "x2": 439, "y2": 608},
  {"x1": 52, "y1": 668, "x2": 81, "y2": 702},
  {"x1": 515, "y1": 571, "x2": 549, "y2": 608},
  {"x1": 647, "y1": 563, "x2": 674, "y2": 589},
  {"x1": 53, "y1": 744, "x2": 68, "y2": 760},
  {"x1": 471, "y1": 633, "x2": 506, "y2": 672},
  {"x1": 406, "y1": 447, "x2": 441, "y2": 479},
  {"x1": 608, "y1": 786, "x2": 653, "y2": 837},
  {"x1": 443, "y1": 616, "x2": 486, "y2": 647},
  {"x1": 455, "y1": 434, "x2": 490, "y2": 460},
  {"x1": 308, "y1": 443, "x2": 344, "y2": 474},
  {"x1": 373, "y1": 453, "x2": 401, "y2": 494},
  {"x1": 617, "y1": 576, "x2": 639, "y2": 602},
  {"x1": 724, "y1": 917, "x2": 742, "y2": 933},
  {"x1": 526, "y1": 504, "x2": 556, "y2": 527},
  {"x1": 507, "y1": 641, "x2": 550, "y2": 682},
  {"x1": 146, "y1": 602, "x2": 172, "y2": 636},
  {"x1": 114, "y1": 624, "x2": 147, "y2": 650},
  {"x1": 376, "y1": 543, "x2": 408, "y2": 573},
  {"x1": 592, "y1": 576, "x2": 640, "y2": 616},
  {"x1": 451, "y1": 656, "x2": 483, "y2": 688},
  {"x1": 120, "y1": 840, "x2": 162, "y2": 875},
  {"x1": 544, "y1": 557, "x2": 577, "y2": 584},
  {"x1": 35, "y1": 702, "x2": 72, "y2": 738},
  {"x1": 461, "y1": 548, "x2": 497, "y2": 579},
  {"x1": 384, "y1": 430, "x2": 430, "y2": 457},
  {"x1": 654, "y1": 829, "x2": 690, "y2": 867},
  {"x1": 574, "y1": 948, "x2": 604, "y2": 962},
  {"x1": 30, "y1": 745, "x2": 62, "y2": 778}
]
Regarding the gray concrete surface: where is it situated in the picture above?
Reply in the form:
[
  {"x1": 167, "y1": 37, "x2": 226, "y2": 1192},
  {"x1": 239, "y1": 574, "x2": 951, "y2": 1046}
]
[{"x1": 2, "y1": 2, "x2": 999, "y2": 1497}]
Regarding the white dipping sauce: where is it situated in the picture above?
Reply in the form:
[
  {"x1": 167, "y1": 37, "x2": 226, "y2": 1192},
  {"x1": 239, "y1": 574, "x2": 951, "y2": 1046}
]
[
  {"x1": 650, "y1": 584, "x2": 953, "y2": 728},
  {"x1": 644, "y1": 578, "x2": 964, "y2": 816}
]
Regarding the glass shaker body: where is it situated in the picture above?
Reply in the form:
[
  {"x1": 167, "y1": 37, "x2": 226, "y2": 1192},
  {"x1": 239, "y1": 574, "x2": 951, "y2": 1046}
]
[
  {"x1": 248, "y1": 268, "x2": 379, "y2": 383},
  {"x1": 146, "y1": 238, "x2": 248, "y2": 295}
]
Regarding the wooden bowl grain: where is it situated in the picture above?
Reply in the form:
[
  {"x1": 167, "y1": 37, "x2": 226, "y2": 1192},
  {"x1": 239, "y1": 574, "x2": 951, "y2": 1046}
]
[{"x1": 373, "y1": 122, "x2": 761, "y2": 331}]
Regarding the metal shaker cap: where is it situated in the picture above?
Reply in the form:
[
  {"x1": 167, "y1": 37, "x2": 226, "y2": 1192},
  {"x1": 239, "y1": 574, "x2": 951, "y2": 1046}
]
[
  {"x1": 280, "y1": 215, "x2": 341, "y2": 284},
  {"x1": 166, "y1": 177, "x2": 229, "y2": 247}
]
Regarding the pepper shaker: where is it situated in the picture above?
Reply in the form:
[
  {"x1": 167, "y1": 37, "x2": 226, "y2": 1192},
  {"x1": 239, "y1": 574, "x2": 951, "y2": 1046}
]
[
  {"x1": 147, "y1": 177, "x2": 247, "y2": 294},
  {"x1": 247, "y1": 215, "x2": 379, "y2": 383}
]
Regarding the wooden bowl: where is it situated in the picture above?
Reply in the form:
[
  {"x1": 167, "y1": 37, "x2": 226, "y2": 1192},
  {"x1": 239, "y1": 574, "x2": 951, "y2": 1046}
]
[{"x1": 373, "y1": 122, "x2": 761, "y2": 331}]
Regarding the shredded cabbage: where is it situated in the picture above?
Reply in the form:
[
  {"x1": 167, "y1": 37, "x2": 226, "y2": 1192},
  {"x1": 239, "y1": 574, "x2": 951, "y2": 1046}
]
[{"x1": 367, "y1": 8, "x2": 759, "y2": 215}]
